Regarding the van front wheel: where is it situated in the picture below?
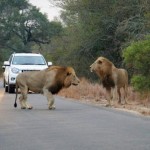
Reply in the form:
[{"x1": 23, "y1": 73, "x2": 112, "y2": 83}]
[
  {"x1": 8, "y1": 84, "x2": 15, "y2": 93},
  {"x1": 5, "y1": 85, "x2": 8, "y2": 92}
]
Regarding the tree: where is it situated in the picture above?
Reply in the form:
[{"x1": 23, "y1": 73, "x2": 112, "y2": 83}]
[
  {"x1": 0, "y1": 0, "x2": 63, "y2": 57},
  {"x1": 123, "y1": 36, "x2": 150, "y2": 93},
  {"x1": 49, "y1": 0, "x2": 150, "y2": 78}
]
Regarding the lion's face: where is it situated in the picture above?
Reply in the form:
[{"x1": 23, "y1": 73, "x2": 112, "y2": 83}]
[
  {"x1": 90, "y1": 57, "x2": 105, "y2": 73},
  {"x1": 90, "y1": 57, "x2": 113, "y2": 77},
  {"x1": 64, "y1": 67, "x2": 80, "y2": 88}
]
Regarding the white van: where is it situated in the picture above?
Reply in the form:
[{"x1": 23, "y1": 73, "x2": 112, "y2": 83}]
[{"x1": 3, "y1": 53, "x2": 52, "y2": 93}]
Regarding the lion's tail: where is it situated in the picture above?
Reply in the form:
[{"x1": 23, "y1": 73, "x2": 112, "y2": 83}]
[{"x1": 14, "y1": 82, "x2": 18, "y2": 108}]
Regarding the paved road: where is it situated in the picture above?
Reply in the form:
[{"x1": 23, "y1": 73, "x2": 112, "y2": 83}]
[{"x1": 0, "y1": 81, "x2": 150, "y2": 150}]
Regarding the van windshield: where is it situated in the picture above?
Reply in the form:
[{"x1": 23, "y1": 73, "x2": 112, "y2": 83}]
[{"x1": 12, "y1": 56, "x2": 46, "y2": 65}]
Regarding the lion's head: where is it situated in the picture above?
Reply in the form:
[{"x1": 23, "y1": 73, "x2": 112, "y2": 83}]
[
  {"x1": 48, "y1": 66, "x2": 80, "y2": 94},
  {"x1": 90, "y1": 57, "x2": 114, "y2": 78},
  {"x1": 63, "y1": 67, "x2": 80, "y2": 87}
]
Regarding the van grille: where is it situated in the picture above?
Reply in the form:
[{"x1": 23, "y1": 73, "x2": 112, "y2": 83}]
[{"x1": 22, "y1": 70, "x2": 40, "y2": 72}]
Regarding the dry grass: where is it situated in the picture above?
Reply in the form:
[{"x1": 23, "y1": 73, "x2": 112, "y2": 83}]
[
  {"x1": 58, "y1": 78, "x2": 150, "y2": 116},
  {"x1": 59, "y1": 78, "x2": 105, "y2": 101}
]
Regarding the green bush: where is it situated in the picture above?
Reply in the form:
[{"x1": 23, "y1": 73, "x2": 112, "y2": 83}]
[
  {"x1": 131, "y1": 75, "x2": 150, "y2": 91},
  {"x1": 123, "y1": 36, "x2": 150, "y2": 92}
]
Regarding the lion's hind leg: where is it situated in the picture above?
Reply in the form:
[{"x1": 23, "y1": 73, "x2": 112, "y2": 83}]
[
  {"x1": 20, "y1": 86, "x2": 33, "y2": 109},
  {"x1": 123, "y1": 85, "x2": 128, "y2": 105},
  {"x1": 19, "y1": 95, "x2": 26, "y2": 109}
]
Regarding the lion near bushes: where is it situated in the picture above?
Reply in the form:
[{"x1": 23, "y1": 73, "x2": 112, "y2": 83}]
[
  {"x1": 14, "y1": 66, "x2": 80, "y2": 109},
  {"x1": 90, "y1": 57, "x2": 128, "y2": 106}
]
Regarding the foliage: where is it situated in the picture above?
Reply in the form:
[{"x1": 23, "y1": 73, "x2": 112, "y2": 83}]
[
  {"x1": 0, "y1": 0, "x2": 63, "y2": 62},
  {"x1": 49, "y1": 0, "x2": 150, "y2": 79},
  {"x1": 131, "y1": 75, "x2": 150, "y2": 92},
  {"x1": 123, "y1": 36, "x2": 150, "y2": 92}
]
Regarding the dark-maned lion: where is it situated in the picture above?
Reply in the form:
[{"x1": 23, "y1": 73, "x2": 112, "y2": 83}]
[
  {"x1": 14, "y1": 66, "x2": 80, "y2": 109},
  {"x1": 90, "y1": 57, "x2": 128, "y2": 106}
]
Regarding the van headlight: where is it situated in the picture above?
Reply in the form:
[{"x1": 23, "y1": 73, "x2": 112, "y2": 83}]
[{"x1": 11, "y1": 67, "x2": 20, "y2": 74}]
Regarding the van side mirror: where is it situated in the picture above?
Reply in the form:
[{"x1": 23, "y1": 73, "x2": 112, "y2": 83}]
[
  {"x1": 48, "y1": 62, "x2": 52, "y2": 66},
  {"x1": 3, "y1": 61, "x2": 10, "y2": 66},
  {"x1": 2, "y1": 61, "x2": 10, "y2": 70}
]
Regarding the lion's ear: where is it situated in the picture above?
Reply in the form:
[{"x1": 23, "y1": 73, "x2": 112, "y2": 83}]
[{"x1": 98, "y1": 60, "x2": 102, "y2": 64}]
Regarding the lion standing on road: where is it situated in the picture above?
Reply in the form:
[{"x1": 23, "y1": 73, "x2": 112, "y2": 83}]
[
  {"x1": 90, "y1": 57, "x2": 128, "y2": 106},
  {"x1": 14, "y1": 66, "x2": 80, "y2": 109}
]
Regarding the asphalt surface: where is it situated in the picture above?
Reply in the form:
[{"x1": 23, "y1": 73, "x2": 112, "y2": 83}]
[{"x1": 0, "y1": 80, "x2": 150, "y2": 150}]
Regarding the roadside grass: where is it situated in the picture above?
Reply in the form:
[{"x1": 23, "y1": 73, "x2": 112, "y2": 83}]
[
  {"x1": 58, "y1": 78, "x2": 150, "y2": 115},
  {"x1": 59, "y1": 78, "x2": 105, "y2": 101},
  {"x1": 58, "y1": 78, "x2": 140, "y2": 102}
]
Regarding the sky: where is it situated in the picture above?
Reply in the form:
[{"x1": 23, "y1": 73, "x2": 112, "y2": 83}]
[{"x1": 28, "y1": 0, "x2": 61, "y2": 21}]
